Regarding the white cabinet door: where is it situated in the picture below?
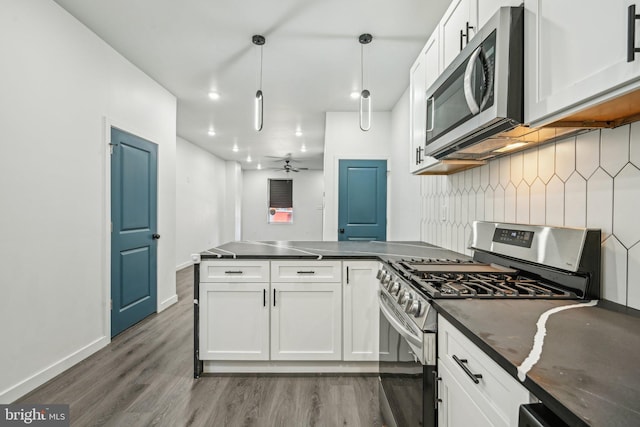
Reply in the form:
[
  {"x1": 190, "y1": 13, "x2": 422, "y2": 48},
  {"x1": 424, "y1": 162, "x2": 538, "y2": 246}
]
[
  {"x1": 343, "y1": 261, "x2": 379, "y2": 361},
  {"x1": 525, "y1": 0, "x2": 640, "y2": 125},
  {"x1": 441, "y1": 0, "x2": 477, "y2": 70},
  {"x1": 271, "y1": 282, "x2": 342, "y2": 360},
  {"x1": 410, "y1": 30, "x2": 440, "y2": 173},
  {"x1": 438, "y1": 363, "x2": 494, "y2": 427},
  {"x1": 199, "y1": 282, "x2": 269, "y2": 360},
  {"x1": 477, "y1": 0, "x2": 521, "y2": 30},
  {"x1": 438, "y1": 316, "x2": 529, "y2": 427}
]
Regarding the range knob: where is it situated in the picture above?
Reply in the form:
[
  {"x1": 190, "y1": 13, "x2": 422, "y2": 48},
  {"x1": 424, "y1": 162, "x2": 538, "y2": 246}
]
[
  {"x1": 376, "y1": 269, "x2": 385, "y2": 280},
  {"x1": 381, "y1": 273, "x2": 391, "y2": 285},
  {"x1": 398, "y1": 289, "x2": 411, "y2": 305},
  {"x1": 406, "y1": 299, "x2": 423, "y2": 317},
  {"x1": 389, "y1": 281, "x2": 401, "y2": 296}
]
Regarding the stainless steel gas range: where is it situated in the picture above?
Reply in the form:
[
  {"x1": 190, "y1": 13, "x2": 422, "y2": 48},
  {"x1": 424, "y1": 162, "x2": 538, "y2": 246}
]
[{"x1": 377, "y1": 221, "x2": 601, "y2": 427}]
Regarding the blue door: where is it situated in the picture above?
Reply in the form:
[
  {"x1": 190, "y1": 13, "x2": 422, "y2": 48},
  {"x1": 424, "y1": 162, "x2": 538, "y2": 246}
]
[
  {"x1": 111, "y1": 128, "x2": 158, "y2": 337},
  {"x1": 338, "y1": 159, "x2": 387, "y2": 241}
]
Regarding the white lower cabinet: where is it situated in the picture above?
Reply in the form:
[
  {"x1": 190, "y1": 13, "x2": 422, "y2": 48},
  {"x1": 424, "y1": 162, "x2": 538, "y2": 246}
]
[
  {"x1": 438, "y1": 316, "x2": 529, "y2": 427},
  {"x1": 199, "y1": 282, "x2": 269, "y2": 360},
  {"x1": 438, "y1": 363, "x2": 494, "y2": 427},
  {"x1": 271, "y1": 281, "x2": 342, "y2": 360},
  {"x1": 343, "y1": 261, "x2": 379, "y2": 361}
]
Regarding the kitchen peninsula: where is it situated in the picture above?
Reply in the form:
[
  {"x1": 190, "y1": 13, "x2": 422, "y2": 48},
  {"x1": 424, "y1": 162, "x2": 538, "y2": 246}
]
[{"x1": 195, "y1": 240, "x2": 640, "y2": 427}]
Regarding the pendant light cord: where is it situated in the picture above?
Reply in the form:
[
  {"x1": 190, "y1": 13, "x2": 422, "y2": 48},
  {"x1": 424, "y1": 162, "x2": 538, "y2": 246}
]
[
  {"x1": 259, "y1": 45, "x2": 263, "y2": 91},
  {"x1": 360, "y1": 43, "x2": 364, "y2": 91}
]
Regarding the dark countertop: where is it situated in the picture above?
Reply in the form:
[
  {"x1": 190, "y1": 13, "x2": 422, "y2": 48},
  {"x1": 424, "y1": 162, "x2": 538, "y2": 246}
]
[
  {"x1": 433, "y1": 299, "x2": 640, "y2": 427},
  {"x1": 200, "y1": 240, "x2": 469, "y2": 262}
]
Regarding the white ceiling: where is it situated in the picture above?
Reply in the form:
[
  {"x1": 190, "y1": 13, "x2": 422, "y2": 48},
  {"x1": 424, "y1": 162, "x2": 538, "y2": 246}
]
[{"x1": 53, "y1": 0, "x2": 449, "y2": 170}]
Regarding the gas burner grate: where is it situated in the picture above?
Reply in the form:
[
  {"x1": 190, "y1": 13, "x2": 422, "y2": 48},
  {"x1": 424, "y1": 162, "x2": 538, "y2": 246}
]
[{"x1": 415, "y1": 272, "x2": 577, "y2": 298}]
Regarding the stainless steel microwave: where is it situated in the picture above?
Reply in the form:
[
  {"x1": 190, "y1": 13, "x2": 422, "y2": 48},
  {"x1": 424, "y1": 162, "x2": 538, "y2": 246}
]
[{"x1": 424, "y1": 6, "x2": 524, "y2": 160}]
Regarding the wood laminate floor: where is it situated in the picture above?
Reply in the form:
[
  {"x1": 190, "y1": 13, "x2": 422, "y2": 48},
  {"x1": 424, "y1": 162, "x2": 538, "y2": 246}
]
[{"x1": 17, "y1": 267, "x2": 382, "y2": 427}]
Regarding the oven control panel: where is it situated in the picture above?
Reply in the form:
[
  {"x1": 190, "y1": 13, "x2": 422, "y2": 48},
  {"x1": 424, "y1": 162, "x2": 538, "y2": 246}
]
[{"x1": 493, "y1": 227, "x2": 534, "y2": 248}]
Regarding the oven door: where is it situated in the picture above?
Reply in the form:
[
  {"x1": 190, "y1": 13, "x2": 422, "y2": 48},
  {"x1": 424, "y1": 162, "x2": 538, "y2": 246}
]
[{"x1": 379, "y1": 292, "x2": 436, "y2": 427}]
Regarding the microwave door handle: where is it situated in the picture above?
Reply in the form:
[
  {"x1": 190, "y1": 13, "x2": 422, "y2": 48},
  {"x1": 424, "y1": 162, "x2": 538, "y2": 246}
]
[
  {"x1": 478, "y1": 48, "x2": 493, "y2": 110},
  {"x1": 463, "y1": 46, "x2": 482, "y2": 115},
  {"x1": 426, "y1": 96, "x2": 435, "y2": 132}
]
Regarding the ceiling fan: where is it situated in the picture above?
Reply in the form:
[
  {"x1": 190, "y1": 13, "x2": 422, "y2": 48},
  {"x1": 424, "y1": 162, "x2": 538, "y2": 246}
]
[{"x1": 271, "y1": 159, "x2": 308, "y2": 173}]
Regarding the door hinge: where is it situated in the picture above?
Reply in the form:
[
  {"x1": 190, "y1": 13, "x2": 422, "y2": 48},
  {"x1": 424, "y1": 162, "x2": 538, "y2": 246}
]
[
  {"x1": 110, "y1": 299, "x2": 112, "y2": 310},
  {"x1": 109, "y1": 142, "x2": 117, "y2": 155}
]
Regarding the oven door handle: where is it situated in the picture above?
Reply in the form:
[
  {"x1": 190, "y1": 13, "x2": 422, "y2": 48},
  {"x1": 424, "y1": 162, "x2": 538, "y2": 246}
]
[{"x1": 379, "y1": 292, "x2": 423, "y2": 350}]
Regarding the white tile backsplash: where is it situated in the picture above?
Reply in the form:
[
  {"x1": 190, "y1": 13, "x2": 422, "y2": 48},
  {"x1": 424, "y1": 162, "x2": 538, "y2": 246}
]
[
  {"x1": 627, "y1": 244, "x2": 640, "y2": 308},
  {"x1": 576, "y1": 130, "x2": 600, "y2": 178},
  {"x1": 602, "y1": 236, "x2": 627, "y2": 305},
  {"x1": 499, "y1": 157, "x2": 511, "y2": 188},
  {"x1": 516, "y1": 181, "x2": 530, "y2": 224},
  {"x1": 555, "y1": 137, "x2": 576, "y2": 181},
  {"x1": 600, "y1": 126, "x2": 630, "y2": 176},
  {"x1": 420, "y1": 125, "x2": 640, "y2": 309},
  {"x1": 523, "y1": 148, "x2": 538, "y2": 185},
  {"x1": 538, "y1": 143, "x2": 556, "y2": 184},
  {"x1": 511, "y1": 152, "x2": 524, "y2": 185},
  {"x1": 546, "y1": 175, "x2": 565, "y2": 226},
  {"x1": 564, "y1": 172, "x2": 586, "y2": 227},
  {"x1": 630, "y1": 122, "x2": 640, "y2": 166},
  {"x1": 613, "y1": 164, "x2": 640, "y2": 248},
  {"x1": 505, "y1": 183, "x2": 517, "y2": 223},
  {"x1": 530, "y1": 178, "x2": 546, "y2": 225},
  {"x1": 586, "y1": 168, "x2": 613, "y2": 238}
]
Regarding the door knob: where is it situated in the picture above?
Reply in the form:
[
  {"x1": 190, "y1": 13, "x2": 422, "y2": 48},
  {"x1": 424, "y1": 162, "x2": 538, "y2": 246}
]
[
  {"x1": 152, "y1": 233, "x2": 161, "y2": 240},
  {"x1": 339, "y1": 228, "x2": 345, "y2": 234}
]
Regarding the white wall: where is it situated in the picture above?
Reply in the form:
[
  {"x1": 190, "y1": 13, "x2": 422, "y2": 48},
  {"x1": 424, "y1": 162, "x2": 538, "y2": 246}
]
[
  {"x1": 176, "y1": 137, "x2": 228, "y2": 268},
  {"x1": 242, "y1": 170, "x2": 324, "y2": 241},
  {"x1": 389, "y1": 89, "x2": 422, "y2": 240},
  {"x1": 420, "y1": 125, "x2": 640, "y2": 309},
  {"x1": 225, "y1": 161, "x2": 243, "y2": 242},
  {"x1": 0, "y1": 0, "x2": 176, "y2": 403},
  {"x1": 323, "y1": 112, "x2": 392, "y2": 240}
]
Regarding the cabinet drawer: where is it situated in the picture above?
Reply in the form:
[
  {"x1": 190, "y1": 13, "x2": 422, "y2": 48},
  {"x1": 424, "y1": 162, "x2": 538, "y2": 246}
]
[
  {"x1": 200, "y1": 260, "x2": 269, "y2": 282},
  {"x1": 438, "y1": 316, "x2": 529, "y2": 427},
  {"x1": 271, "y1": 260, "x2": 341, "y2": 282}
]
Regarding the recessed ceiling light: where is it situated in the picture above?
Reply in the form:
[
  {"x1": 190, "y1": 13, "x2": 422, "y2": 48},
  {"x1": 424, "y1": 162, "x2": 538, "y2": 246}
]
[
  {"x1": 295, "y1": 129, "x2": 303, "y2": 137},
  {"x1": 257, "y1": 163, "x2": 262, "y2": 170},
  {"x1": 246, "y1": 155, "x2": 252, "y2": 163},
  {"x1": 208, "y1": 128, "x2": 216, "y2": 136},
  {"x1": 301, "y1": 144, "x2": 307, "y2": 153},
  {"x1": 350, "y1": 91, "x2": 360, "y2": 99},
  {"x1": 232, "y1": 144, "x2": 239, "y2": 152},
  {"x1": 208, "y1": 91, "x2": 220, "y2": 100}
]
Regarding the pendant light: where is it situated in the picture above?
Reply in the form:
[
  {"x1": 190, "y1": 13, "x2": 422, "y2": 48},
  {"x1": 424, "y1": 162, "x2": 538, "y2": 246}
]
[
  {"x1": 359, "y1": 33, "x2": 373, "y2": 131},
  {"x1": 252, "y1": 34, "x2": 265, "y2": 131}
]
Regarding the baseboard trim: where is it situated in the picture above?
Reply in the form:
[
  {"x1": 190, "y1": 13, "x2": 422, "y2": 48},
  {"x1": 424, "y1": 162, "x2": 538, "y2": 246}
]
[
  {"x1": 175, "y1": 260, "x2": 193, "y2": 271},
  {"x1": 0, "y1": 336, "x2": 109, "y2": 404},
  {"x1": 203, "y1": 360, "x2": 378, "y2": 374},
  {"x1": 158, "y1": 294, "x2": 178, "y2": 313}
]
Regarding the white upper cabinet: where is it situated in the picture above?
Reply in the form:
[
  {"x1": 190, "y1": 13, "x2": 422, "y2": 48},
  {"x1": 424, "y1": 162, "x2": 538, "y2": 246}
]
[
  {"x1": 525, "y1": 0, "x2": 640, "y2": 126},
  {"x1": 410, "y1": 30, "x2": 440, "y2": 173},
  {"x1": 441, "y1": 0, "x2": 477, "y2": 70}
]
